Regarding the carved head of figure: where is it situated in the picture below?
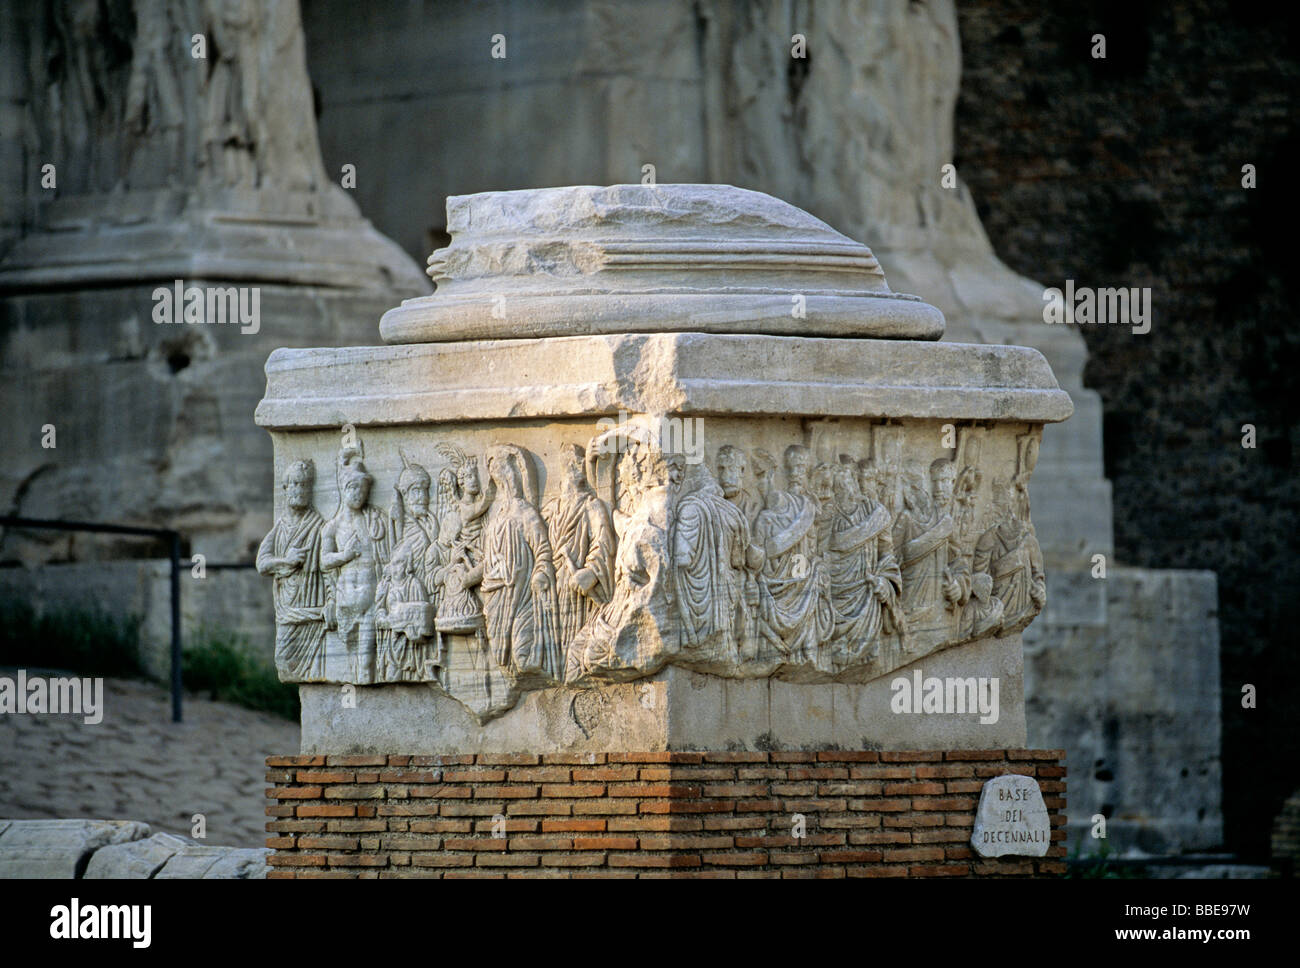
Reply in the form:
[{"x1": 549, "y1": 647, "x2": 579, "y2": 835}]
[
  {"x1": 810, "y1": 462, "x2": 835, "y2": 503},
  {"x1": 677, "y1": 459, "x2": 722, "y2": 501},
  {"x1": 664, "y1": 452, "x2": 686, "y2": 492},
  {"x1": 832, "y1": 461, "x2": 860, "y2": 511},
  {"x1": 341, "y1": 462, "x2": 373, "y2": 511},
  {"x1": 902, "y1": 467, "x2": 932, "y2": 517},
  {"x1": 384, "y1": 542, "x2": 414, "y2": 580},
  {"x1": 283, "y1": 460, "x2": 314, "y2": 511},
  {"x1": 486, "y1": 446, "x2": 524, "y2": 503},
  {"x1": 633, "y1": 441, "x2": 670, "y2": 492},
  {"x1": 855, "y1": 458, "x2": 879, "y2": 504},
  {"x1": 458, "y1": 458, "x2": 482, "y2": 498},
  {"x1": 715, "y1": 444, "x2": 747, "y2": 499},
  {"x1": 929, "y1": 458, "x2": 957, "y2": 510},
  {"x1": 558, "y1": 443, "x2": 587, "y2": 495},
  {"x1": 397, "y1": 459, "x2": 432, "y2": 516},
  {"x1": 784, "y1": 444, "x2": 811, "y2": 491}
]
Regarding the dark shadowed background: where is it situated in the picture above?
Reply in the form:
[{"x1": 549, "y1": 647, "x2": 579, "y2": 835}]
[{"x1": 955, "y1": 0, "x2": 1299, "y2": 856}]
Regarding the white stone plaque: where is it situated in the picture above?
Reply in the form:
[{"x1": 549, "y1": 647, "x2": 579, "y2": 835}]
[{"x1": 971, "y1": 774, "x2": 1050, "y2": 857}]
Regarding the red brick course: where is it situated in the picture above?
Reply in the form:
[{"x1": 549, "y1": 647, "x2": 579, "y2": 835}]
[{"x1": 265, "y1": 749, "x2": 1067, "y2": 878}]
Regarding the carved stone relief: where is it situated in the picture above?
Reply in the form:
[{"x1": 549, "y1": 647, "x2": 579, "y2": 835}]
[
  {"x1": 319, "y1": 445, "x2": 391, "y2": 685},
  {"x1": 256, "y1": 460, "x2": 327, "y2": 679},
  {"x1": 263, "y1": 415, "x2": 1048, "y2": 722}
]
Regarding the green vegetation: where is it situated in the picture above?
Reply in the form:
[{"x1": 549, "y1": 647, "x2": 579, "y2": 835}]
[
  {"x1": 0, "y1": 597, "x2": 297, "y2": 721},
  {"x1": 0, "y1": 599, "x2": 142, "y2": 678},
  {"x1": 182, "y1": 629, "x2": 299, "y2": 721},
  {"x1": 1067, "y1": 834, "x2": 1148, "y2": 878}
]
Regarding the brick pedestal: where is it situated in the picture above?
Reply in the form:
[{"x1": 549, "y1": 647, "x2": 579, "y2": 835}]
[{"x1": 265, "y1": 750, "x2": 1067, "y2": 878}]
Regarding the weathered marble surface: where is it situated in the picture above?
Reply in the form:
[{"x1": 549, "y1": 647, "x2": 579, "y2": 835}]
[
  {"x1": 258, "y1": 185, "x2": 1069, "y2": 737},
  {"x1": 381, "y1": 185, "x2": 943, "y2": 343},
  {"x1": 256, "y1": 332, "x2": 1070, "y2": 429},
  {"x1": 258, "y1": 413, "x2": 1054, "y2": 724},
  {"x1": 300, "y1": 633, "x2": 1027, "y2": 754}
]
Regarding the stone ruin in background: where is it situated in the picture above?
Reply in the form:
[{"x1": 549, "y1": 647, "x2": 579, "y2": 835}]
[{"x1": 0, "y1": 0, "x2": 427, "y2": 673}]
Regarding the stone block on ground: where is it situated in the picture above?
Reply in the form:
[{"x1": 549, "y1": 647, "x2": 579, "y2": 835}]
[
  {"x1": 154, "y1": 846, "x2": 270, "y2": 879},
  {"x1": 84, "y1": 831, "x2": 194, "y2": 879},
  {"x1": 0, "y1": 819, "x2": 150, "y2": 878}
]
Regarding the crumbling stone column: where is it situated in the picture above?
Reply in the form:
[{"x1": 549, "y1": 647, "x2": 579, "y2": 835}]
[{"x1": 0, "y1": 1, "x2": 427, "y2": 667}]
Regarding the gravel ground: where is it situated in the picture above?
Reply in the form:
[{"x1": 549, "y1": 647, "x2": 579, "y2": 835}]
[{"x1": 0, "y1": 668, "x2": 298, "y2": 848}]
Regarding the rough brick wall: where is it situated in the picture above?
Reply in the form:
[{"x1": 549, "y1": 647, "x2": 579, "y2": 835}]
[
  {"x1": 953, "y1": 0, "x2": 1299, "y2": 856},
  {"x1": 265, "y1": 751, "x2": 1067, "y2": 878}
]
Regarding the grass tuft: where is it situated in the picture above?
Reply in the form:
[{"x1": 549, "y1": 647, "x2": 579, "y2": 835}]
[
  {"x1": 0, "y1": 599, "x2": 142, "y2": 678},
  {"x1": 182, "y1": 628, "x2": 299, "y2": 721}
]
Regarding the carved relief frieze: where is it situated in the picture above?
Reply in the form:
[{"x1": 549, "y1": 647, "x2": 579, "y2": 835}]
[{"x1": 262, "y1": 415, "x2": 1048, "y2": 721}]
